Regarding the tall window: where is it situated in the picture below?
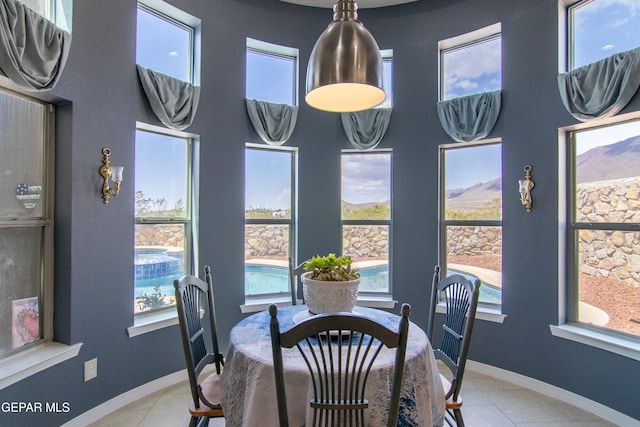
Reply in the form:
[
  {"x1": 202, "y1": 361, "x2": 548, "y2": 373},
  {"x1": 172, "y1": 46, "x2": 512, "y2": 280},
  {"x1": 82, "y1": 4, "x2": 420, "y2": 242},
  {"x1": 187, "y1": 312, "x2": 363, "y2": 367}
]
[
  {"x1": 439, "y1": 141, "x2": 502, "y2": 308},
  {"x1": 134, "y1": 127, "x2": 194, "y2": 315},
  {"x1": 568, "y1": 0, "x2": 640, "y2": 69},
  {"x1": 0, "y1": 88, "x2": 53, "y2": 358},
  {"x1": 567, "y1": 119, "x2": 640, "y2": 338},
  {"x1": 246, "y1": 38, "x2": 298, "y2": 105},
  {"x1": 245, "y1": 145, "x2": 297, "y2": 299},
  {"x1": 440, "y1": 24, "x2": 501, "y2": 101},
  {"x1": 377, "y1": 50, "x2": 393, "y2": 108},
  {"x1": 341, "y1": 151, "x2": 392, "y2": 294},
  {"x1": 137, "y1": 3, "x2": 195, "y2": 83}
]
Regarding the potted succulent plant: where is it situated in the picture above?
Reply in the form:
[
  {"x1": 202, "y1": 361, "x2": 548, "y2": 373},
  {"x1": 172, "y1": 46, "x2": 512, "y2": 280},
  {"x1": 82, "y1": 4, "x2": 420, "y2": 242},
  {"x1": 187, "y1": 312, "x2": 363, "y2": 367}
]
[{"x1": 302, "y1": 253, "x2": 361, "y2": 314}]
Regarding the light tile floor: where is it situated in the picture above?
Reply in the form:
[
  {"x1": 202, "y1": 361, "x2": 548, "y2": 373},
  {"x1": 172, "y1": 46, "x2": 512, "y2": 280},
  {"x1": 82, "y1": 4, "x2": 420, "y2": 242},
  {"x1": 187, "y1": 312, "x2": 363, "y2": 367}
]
[{"x1": 89, "y1": 368, "x2": 618, "y2": 427}]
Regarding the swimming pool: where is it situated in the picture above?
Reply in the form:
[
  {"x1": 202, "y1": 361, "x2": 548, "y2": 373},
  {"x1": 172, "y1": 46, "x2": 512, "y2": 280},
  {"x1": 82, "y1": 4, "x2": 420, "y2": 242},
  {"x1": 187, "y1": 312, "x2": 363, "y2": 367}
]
[
  {"x1": 245, "y1": 263, "x2": 502, "y2": 303},
  {"x1": 135, "y1": 248, "x2": 184, "y2": 298},
  {"x1": 448, "y1": 268, "x2": 502, "y2": 304},
  {"x1": 245, "y1": 263, "x2": 389, "y2": 296}
]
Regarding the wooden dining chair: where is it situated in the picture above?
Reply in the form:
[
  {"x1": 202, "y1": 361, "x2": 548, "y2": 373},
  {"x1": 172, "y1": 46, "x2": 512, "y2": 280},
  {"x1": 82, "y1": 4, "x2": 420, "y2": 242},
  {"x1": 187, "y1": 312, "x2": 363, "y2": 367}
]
[
  {"x1": 288, "y1": 256, "x2": 307, "y2": 305},
  {"x1": 174, "y1": 266, "x2": 225, "y2": 427},
  {"x1": 269, "y1": 303, "x2": 411, "y2": 427},
  {"x1": 427, "y1": 265, "x2": 481, "y2": 427}
]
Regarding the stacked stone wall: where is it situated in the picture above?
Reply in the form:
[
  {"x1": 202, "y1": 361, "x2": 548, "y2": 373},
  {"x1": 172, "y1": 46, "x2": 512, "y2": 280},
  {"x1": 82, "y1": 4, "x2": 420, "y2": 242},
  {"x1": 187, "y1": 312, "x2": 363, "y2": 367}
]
[
  {"x1": 135, "y1": 178, "x2": 640, "y2": 284},
  {"x1": 447, "y1": 226, "x2": 502, "y2": 257},
  {"x1": 135, "y1": 224, "x2": 184, "y2": 248},
  {"x1": 576, "y1": 178, "x2": 640, "y2": 285},
  {"x1": 245, "y1": 224, "x2": 289, "y2": 258},
  {"x1": 342, "y1": 225, "x2": 389, "y2": 258}
]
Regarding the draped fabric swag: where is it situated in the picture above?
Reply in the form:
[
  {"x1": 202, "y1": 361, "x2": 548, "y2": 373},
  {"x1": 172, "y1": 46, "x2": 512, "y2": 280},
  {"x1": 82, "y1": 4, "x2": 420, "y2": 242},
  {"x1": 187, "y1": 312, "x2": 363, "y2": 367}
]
[
  {"x1": 557, "y1": 47, "x2": 640, "y2": 122},
  {"x1": 245, "y1": 98, "x2": 299, "y2": 145},
  {"x1": 0, "y1": 0, "x2": 71, "y2": 90},
  {"x1": 341, "y1": 107, "x2": 392, "y2": 150},
  {"x1": 437, "y1": 90, "x2": 501, "y2": 143},
  {"x1": 136, "y1": 65, "x2": 201, "y2": 131}
]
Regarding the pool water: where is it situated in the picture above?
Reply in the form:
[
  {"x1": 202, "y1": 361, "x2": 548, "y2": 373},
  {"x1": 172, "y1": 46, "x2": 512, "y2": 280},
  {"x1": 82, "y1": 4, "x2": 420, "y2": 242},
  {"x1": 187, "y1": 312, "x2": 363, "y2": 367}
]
[
  {"x1": 245, "y1": 264, "x2": 389, "y2": 296},
  {"x1": 135, "y1": 248, "x2": 184, "y2": 298},
  {"x1": 245, "y1": 263, "x2": 503, "y2": 303},
  {"x1": 448, "y1": 268, "x2": 502, "y2": 304}
]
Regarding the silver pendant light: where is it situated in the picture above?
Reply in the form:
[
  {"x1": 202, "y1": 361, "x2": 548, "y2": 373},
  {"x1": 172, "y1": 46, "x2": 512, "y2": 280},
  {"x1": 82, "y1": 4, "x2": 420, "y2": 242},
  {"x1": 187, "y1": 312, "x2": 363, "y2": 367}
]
[{"x1": 305, "y1": 0, "x2": 385, "y2": 113}]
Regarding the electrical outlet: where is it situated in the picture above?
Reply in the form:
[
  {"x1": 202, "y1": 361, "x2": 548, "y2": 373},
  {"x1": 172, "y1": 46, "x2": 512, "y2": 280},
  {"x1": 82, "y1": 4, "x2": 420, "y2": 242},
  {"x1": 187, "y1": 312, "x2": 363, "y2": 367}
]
[{"x1": 84, "y1": 358, "x2": 98, "y2": 382}]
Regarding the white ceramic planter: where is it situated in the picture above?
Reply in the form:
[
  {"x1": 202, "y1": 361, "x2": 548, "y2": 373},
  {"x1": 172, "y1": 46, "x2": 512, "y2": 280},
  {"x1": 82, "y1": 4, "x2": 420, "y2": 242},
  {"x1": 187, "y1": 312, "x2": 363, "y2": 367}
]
[{"x1": 301, "y1": 272, "x2": 360, "y2": 314}]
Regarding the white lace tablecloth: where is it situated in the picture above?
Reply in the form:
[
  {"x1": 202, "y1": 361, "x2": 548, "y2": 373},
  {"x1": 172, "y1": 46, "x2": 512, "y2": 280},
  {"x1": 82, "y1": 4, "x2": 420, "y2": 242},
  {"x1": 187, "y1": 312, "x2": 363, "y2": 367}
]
[{"x1": 221, "y1": 305, "x2": 445, "y2": 426}]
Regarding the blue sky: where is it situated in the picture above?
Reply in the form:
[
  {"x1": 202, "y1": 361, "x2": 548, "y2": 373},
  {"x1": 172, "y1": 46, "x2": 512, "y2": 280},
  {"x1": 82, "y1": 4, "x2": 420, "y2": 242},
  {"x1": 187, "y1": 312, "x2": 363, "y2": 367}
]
[
  {"x1": 135, "y1": 130, "x2": 188, "y2": 208},
  {"x1": 573, "y1": 0, "x2": 640, "y2": 68},
  {"x1": 245, "y1": 149, "x2": 292, "y2": 211},
  {"x1": 137, "y1": 1, "x2": 639, "y2": 205},
  {"x1": 444, "y1": 144, "x2": 501, "y2": 190}
]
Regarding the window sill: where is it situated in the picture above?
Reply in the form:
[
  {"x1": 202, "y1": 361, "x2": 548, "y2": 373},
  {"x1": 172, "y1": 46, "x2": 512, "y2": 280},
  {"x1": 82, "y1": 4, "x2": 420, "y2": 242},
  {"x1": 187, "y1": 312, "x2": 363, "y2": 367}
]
[
  {"x1": 127, "y1": 309, "x2": 178, "y2": 338},
  {"x1": 356, "y1": 295, "x2": 396, "y2": 310},
  {"x1": 0, "y1": 342, "x2": 82, "y2": 390},
  {"x1": 241, "y1": 295, "x2": 295, "y2": 313},
  {"x1": 549, "y1": 324, "x2": 640, "y2": 361},
  {"x1": 436, "y1": 303, "x2": 506, "y2": 323},
  {"x1": 241, "y1": 295, "x2": 397, "y2": 314}
]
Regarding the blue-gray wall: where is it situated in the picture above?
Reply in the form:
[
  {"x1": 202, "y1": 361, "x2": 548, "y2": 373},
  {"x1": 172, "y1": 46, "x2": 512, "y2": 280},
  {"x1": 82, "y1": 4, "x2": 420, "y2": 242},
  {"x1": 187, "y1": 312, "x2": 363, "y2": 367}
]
[{"x1": 1, "y1": 0, "x2": 639, "y2": 425}]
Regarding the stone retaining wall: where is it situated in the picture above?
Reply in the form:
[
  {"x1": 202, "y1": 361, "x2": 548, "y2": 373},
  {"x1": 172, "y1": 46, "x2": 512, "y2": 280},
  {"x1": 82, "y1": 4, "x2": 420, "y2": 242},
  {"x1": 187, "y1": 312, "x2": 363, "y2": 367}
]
[
  {"x1": 245, "y1": 224, "x2": 290, "y2": 258},
  {"x1": 135, "y1": 224, "x2": 184, "y2": 248},
  {"x1": 136, "y1": 177, "x2": 640, "y2": 284},
  {"x1": 447, "y1": 226, "x2": 502, "y2": 257},
  {"x1": 576, "y1": 178, "x2": 640, "y2": 285}
]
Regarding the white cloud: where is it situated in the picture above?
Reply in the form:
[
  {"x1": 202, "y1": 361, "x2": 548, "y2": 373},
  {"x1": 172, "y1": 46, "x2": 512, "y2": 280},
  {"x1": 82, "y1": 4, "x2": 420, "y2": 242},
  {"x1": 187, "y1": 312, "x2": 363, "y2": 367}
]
[{"x1": 341, "y1": 154, "x2": 391, "y2": 204}]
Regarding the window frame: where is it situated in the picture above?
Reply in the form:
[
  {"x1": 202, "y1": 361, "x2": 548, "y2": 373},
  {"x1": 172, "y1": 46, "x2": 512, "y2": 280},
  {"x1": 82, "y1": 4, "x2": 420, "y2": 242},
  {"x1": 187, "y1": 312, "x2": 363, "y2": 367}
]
[
  {"x1": 133, "y1": 123, "x2": 196, "y2": 320},
  {"x1": 564, "y1": 0, "x2": 640, "y2": 71},
  {"x1": 340, "y1": 149, "x2": 393, "y2": 297},
  {"x1": 246, "y1": 38, "x2": 299, "y2": 106},
  {"x1": 243, "y1": 143, "x2": 298, "y2": 304},
  {"x1": 20, "y1": 0, "x2": 73, "y2": 32},
  {"x1": 376, "y1": 49, "x2": 393, "y2": 109},
  {"x1": 0, "y1": 86, "x2": 55, "y2": 359},
  {"x1": 438, "y1": 138, "x2": 504, "y2": 315},
  {"x1": 438, "y1": 23, "x2": 502, "y2": 102},
  {"x1": 136, "y1": 2, "x2": 196, "y2": 84},
  {"x1": 565, "y1": 117, "x2": 640, "y2": 343}
]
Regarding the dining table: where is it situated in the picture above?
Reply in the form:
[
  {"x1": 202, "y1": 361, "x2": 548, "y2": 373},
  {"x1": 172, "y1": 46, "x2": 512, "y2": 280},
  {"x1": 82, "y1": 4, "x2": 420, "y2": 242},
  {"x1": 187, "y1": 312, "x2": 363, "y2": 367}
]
[{"x1": 221, "y1": 304, "x2": 445, "y2": 426}]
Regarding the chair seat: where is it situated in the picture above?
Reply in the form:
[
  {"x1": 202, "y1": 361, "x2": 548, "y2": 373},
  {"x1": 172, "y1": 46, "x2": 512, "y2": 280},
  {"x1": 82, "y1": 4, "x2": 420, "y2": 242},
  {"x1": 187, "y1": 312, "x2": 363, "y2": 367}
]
[
  {"x1": 440, "y1": 374, "x2": 463, "y2": 410},
  {"x1": 188, "y1": 372, "x2": 224, "y2": 418}
]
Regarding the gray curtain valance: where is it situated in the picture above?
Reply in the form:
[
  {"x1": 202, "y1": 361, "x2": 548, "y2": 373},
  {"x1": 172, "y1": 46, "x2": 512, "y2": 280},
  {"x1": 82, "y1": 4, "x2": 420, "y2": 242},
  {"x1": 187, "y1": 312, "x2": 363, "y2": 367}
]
[
  {"x1": 557, "y1": 47, "x2": 640, "y2": 122},
  {"x1": 0, "y1": 0, "x2": 71, "y2": 90},
  {"x1": 136, "y1": 65, "x2": 201, "y2": 131},
  {"x1": 341, "y1": 107, "x2": 392, "y2": 150},
  {"x1": 437, "y1": 90, "x2": 501, "y2": 143},
  {"x1": 245, "y1": 98, "x2": 298, "y2": 145}
]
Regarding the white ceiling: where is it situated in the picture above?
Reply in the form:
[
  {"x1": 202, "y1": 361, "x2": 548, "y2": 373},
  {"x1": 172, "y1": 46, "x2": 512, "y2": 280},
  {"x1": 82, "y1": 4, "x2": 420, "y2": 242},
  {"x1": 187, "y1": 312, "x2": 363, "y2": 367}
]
[{"x1": 280, "y1": 0, "x2": 418, "y2": 9}]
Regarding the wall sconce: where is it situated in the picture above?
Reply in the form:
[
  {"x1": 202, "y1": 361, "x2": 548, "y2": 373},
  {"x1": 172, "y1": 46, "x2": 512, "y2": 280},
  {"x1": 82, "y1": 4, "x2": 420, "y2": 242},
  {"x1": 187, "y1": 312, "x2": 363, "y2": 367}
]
[
  {"x1": 99, "y1": 147, "x2": 123, "y2": 204},
  {"x1": 518, "y1": 164, "x2": 534, "y2": 213}
]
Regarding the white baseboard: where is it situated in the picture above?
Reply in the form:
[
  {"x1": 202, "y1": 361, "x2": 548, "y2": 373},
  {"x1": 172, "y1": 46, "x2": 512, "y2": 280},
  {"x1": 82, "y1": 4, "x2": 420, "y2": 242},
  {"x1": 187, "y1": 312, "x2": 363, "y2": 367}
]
[
  {"x1": 61, "y1": 369, "x2": 188, "y2": 427},
  {"x1": 64, "y1": 361, "x2": 640, "y2": 427},
  {"x1": 467, "y1": 360, "x2": 640, "y2": 426}
]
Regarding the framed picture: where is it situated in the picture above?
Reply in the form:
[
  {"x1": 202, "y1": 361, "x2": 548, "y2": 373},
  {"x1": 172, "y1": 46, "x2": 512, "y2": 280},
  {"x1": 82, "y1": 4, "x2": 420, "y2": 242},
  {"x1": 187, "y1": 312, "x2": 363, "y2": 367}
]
[{"x1": 12, "y1": 297, "x2": 39, "y2": 348}]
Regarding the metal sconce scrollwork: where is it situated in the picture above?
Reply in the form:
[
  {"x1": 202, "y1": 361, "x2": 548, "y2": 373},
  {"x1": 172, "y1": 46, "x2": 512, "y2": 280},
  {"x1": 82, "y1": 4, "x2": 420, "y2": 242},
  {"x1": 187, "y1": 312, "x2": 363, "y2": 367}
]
[
  {"x1": 99, "y1": 147, "x2": 124, "y2": 204},
  {"x1": 518, "y1": 165, "x2": 534, "y2": 213}
]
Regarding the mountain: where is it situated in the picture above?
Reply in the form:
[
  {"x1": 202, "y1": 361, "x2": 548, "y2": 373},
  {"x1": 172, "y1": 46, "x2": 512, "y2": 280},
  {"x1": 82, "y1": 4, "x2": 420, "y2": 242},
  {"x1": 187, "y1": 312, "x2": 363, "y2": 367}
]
[
  {"x1": 341, "y1": 200, "x2": 390, "y2": 210},
  {"x1": 446, "y1": 178, "x2": 501, "y2": 210},
  {"x1": 577, "y1": 136, "x2": 640, "y2": 183},
  {"x1": 444, "y1": 135, "x2": 640, "y2": 209}
]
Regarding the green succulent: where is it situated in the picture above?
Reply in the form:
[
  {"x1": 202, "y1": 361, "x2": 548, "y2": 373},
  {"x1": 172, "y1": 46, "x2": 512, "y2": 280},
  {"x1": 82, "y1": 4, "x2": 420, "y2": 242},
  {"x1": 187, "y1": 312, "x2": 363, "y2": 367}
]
[{"x1": 304, "y1": 253, "x2": 360, "y2": 282}]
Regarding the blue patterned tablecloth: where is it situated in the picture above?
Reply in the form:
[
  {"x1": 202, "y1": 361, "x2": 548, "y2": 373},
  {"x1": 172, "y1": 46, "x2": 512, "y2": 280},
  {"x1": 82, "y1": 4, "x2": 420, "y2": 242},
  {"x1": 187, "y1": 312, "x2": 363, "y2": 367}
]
[{"x1": 221, "y1": 305, "x2": 445, "y2": 426}]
